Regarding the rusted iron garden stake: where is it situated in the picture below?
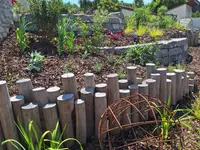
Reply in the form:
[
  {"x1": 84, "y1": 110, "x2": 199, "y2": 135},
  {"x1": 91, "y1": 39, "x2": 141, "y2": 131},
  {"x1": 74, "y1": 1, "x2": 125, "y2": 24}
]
[
  {"x1": 80, "y1": 88, "x2": 94, "y2": 139},
  {"x1": 46, "y1": 86, "x2": 60, "y2": 103},
  {"x1": 10, "y1": 95, "x2": 25, "y2": 124},
  {"x1": 61, "y1": 73, "x2": 79, "y2": 100},
  {"x1": 0, "y1": 81, "x2": 19, "y2": 150},
  {"x1": 16, "y1": 78, "x2": 33, "y2": 103},
  {"x1": 75, "y1": 99, "x2": 87, "y2": 144},
  {"x1": 57, "y1": 94, "x2": 75, "y2": 147},
  {"x1": 167, "y1": 73, "x2": 176, "y2": 105},
  {"x1": 94, "y1": 92, "x2": 107, "y2": 138}
]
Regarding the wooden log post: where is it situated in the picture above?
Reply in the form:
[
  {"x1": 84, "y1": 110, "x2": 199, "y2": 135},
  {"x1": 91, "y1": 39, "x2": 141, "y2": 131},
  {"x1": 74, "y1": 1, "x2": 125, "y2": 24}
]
[
  {"x1": 107, "y1": 74, "x2": 119, "y2": 106},
  {"x1": 16, "y1": 78, "x2": 33, "y2": 103},
  {"x1": 127, "y1": 66, "x2": 137, "y2": 85},
  {"x1": 166, "y1": 79, "x2": 172, "y2": 104},
  {"x1": 10, "y1": 95, "x2": 25, "y2": 124},
  {"x1": 57, "y1": 94, "x2": 74, "y2": 147},
  {"x1": 157, "y1": 68, "x2": 167, "y2": 102},
  {"x1": 94, "y1": 92, "x2": 107, "y2": 139},
  {"x1": 80, "y1": 88, "x2": 94, "y2": 139},
  {"x1": 167, "y1": 73, "x2": 176, "y2": 105},
  {"x1": 146, "y1": 63, "x2": 155, "y2": 79},
  {"x1": 174, "y1": 69, "x2": 185, "y2": 100},
  {"x1": 46, "y1": 86, "x2": 60, "y2": 103},
  {"x1": 185, "y1": 75, "x2": 190, "y2": 95},
  {"x1": 32, "y1": 87, "x2": 48, "y2": 106},
  {"x1": 181, "y1": 72, "x2": 187, "y2": 97},
  {"x1": 187, "y1": 72, "x2": 195, "y2": 79},
  {"x1": 146, "y1": 79, "x2": 156, "y2": 118},
  {"x1": 0, "y1": 81, "x2": 19, "y2": 150},
  {"x1": 128, "y1": 84, "x2": 139, "y2": 122},
  {"x1": 119, "y1": 79, "x2": 128, "y2": 89},
  {"x1": 84, "y1": 73, "x2": 95, "y2": 88},
  {"x1": 0, "y1": 123, "x2": 6, "y2": 150},
  {"x1": 151, "y1": 73, "x2": 161, "y2": 99},
  {"x1": 43, "y1": 103, "x2": 59, "y2": 133},
  {"x1": 95, "y1": 83, "x2": 107, "y2": 93},
  {"x1": 136, "y1": 77, "x2": 143, "y2": 84},
  {"x1": 119, "y1": 89, "x2": 130, "y2": 125},
  {"x1": 21, "y1": 102, "x2": 41, "y2": 137},
  {"x1": 138, "y1": 84, "x2": 148, "y2": 121},
  {"x1": 189, "y1": 84, "x2": 195, "y2": 92},
  {"x1": 75, "y1": 99, "x2": 87, "y2": 144},
  {"x1": 189, "y1": 78, "x2": 195, "y2": 85},
  {"x1": 61, "y1": 73, "x2": 79, "y2": 100}
]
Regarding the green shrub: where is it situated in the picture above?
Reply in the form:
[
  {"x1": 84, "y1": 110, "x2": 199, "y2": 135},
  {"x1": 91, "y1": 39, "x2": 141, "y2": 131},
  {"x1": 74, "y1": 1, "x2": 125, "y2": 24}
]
[
  {"x1": 192, "y1": 11, "x2": 200, "y2": 18},
  {"x1": 125, "y1": 44, "x2": 157, "y2": 66},
  {"x1": 136, "y1": 26, "x2": 147, "y2": 36},
  {"x1": 27, "y1": 51, "x2": 44, "y2": 73},
  {"x1": 94, "y1": 62, "x2": 104, "y2": 73},
  {"x1": 148, "y1": 28, "x2": 163, "y2": 41},
  {"x1": 29, "y1": 0, "x2": 63, "y2": 39},
  {"x1": 57, "y1": 18, "x2": 66, "y2": 56}
]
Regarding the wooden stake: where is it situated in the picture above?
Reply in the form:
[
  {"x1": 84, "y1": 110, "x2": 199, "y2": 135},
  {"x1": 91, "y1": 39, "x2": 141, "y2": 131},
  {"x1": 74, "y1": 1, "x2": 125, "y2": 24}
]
[
  {"x1": 0, "y1": 81, "x2": 18, "y2": 150},
  {"x1": 146, "y1": 79, "x2": 156, "y2": 97},
  {"x1": 151, "y1": 73, "x2": 161, "y2": 99},
  {"x1": 128, "y1": 84, "x2": 139, "y2": 122},
  {"x1": 57, "y1": 94, "x2": 74, "y2": 147},
  {"x1": 138, "y1": 84, "x2": 148, "y2": 121},
  {"x1": 94, "y1": 92, "x2": 107, "y2": 138},
  {"x1": 157, "y1": 68, "x2": 167, "y2": 102},
  {"x1": 185, "y1": 75, "x2": 190, "y2": 95},
  {"x1": 21, "y1": 102, "x2": 41, "y2": 136},
  {"x1": 75, "y1": 99, "x2": 87, "y2": 144},
  {"x1": 167, "y1": 73, "x2": 176, "y2": 105},
  {"x1": 127, "y1": 66, "x2": 137, "y2": 85},
  {"x1": 10, "y1": 95, "x2": 25, "y2": 124},
  {"x1": 119, "y1": 89, "x2": 130, "y2": 125},
  {"x1": 61, "y1": 73, "x2": 79, "y2": 100},
  {"x1": 32, "y1": 87, "x2": 48, "y2": 106},
  {"x1": 189, "y1": 84, "x2": 194, "y2": 92},
  {"x1": 136, "y1": 77, "x2": 143, "y2": 84},
  {"x1": 119, "y1": 79, "x2": 128, "y2": 89},
  {"x1": 16, "y1": 78, "x2": 33, "y2": 103},
  {"x1": 0, "y1": 123, "x2": 6, "y2": 150},
  {"x1": 146, "y1": 63, "x2": 155, "y2": 79},
  {"x1": 43, "y1": 103, "x2": 59, "y2": 132},
  {"x1": 95, "y1": 83, "x2": 107, "y2": 93},
  {"x1": 46, "y1": 86, "x2": 60, "y2": 103},
  {"x1": 187, "y1": 72, "x2": 195, "y2": 79},
  {"x1": 166, "y1": 79, "x2": 172, "y2": 104},
  {"x1": 84, "y1": 73, "x2": 95, "y2": 88},
  {"x1": 174, "y1": 69, "x2": 185, "y2": 100},
  {"x1": 80, "y1": 88, "x2": 94, "y2": 139},
  {"x1": 107, "y1": 74, "x2": 119, "y2": 106}
]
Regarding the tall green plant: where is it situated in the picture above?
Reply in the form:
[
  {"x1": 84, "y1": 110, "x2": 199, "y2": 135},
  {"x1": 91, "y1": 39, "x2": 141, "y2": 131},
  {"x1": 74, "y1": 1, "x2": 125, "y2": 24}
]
[
  {"x1": 16, "y1": 16, "x2": 28, "y2": 52},
  {"x1": 57, "y1": 18, "x2": 66, "y2": 56},
  {"x1": 2, "y1": 120, "x2": 83, "y2": 150}
]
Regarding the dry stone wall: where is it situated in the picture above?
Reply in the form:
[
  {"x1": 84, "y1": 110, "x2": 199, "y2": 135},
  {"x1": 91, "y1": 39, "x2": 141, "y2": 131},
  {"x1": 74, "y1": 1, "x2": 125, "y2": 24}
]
[{"x1": 0, "y1": 0, "x2": 13, "y2": 43}]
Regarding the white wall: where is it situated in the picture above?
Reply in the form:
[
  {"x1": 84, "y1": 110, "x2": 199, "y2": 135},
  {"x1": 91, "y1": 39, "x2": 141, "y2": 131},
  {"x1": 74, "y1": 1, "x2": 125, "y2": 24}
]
[
  {"x1": 121, "y1": 8, "x2": 133, "y2": 17},
  {"x1": 192, "y1": 18, "x2": 200, "y2": 29},
  {"x1": 167, "y1": 4, "x2": 192, "y2": 20}
]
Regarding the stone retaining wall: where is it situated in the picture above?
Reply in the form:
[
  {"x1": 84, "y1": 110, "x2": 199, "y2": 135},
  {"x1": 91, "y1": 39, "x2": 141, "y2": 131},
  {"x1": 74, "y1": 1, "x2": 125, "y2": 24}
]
[
  {"x1": 0, "y1": 0, "x2": 13, "y2": 43},
  {"x1": 102, "y1": 38, "x2": 188, "y2": 66}
]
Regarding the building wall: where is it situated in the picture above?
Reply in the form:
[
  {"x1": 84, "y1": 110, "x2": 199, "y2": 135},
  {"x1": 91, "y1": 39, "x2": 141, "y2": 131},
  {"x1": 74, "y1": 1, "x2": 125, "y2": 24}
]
[
  {"x1": 167, "y1": 4, "x2": 192, "y2": 20},
  {"x1": 120, "y1": 8, "x2": 133, "y2": 17}
]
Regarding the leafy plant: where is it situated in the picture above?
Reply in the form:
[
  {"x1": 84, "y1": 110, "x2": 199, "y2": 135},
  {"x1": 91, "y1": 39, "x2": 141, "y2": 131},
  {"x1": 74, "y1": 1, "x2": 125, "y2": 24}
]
[
  {"x1": 148, "y1": 28, "x2": 163, "y2": 41},
  {"x1": 29, "y1": 0, "x2": 63, "y2": 39},
  {"x1": 57, "y1": 18, "x2": 66, "y2": 56},
  {"x1": 27, "y1": 51, "x2": 44, "y2": 73},
  {"x1": 108, "y1": 53, "x2": 114, "y2": 64},
  {"x1": 167, "y1": 65, "x2": 176, "y2": 72},
  {"x1": 136, "y1": 26, "x2": 147, "y2": 36},
  {"x1": 94, "y1": 62, "x2": 103, "y2": 73},
  {"x1": 64, "y1": 61, "x2": 73, "y2": 73},
  {"x1": 117, "y1": 69, "x2": 126, "y2": 79},
  {"x1": 16, "y1": 16, "x2": 29, "y2": 53},
  {"x1": 125, "y1": 44, "x2": 157, "y2": 66},
  {"x1": 2, "y1": 120, "x2": 83, "y2": 150}
]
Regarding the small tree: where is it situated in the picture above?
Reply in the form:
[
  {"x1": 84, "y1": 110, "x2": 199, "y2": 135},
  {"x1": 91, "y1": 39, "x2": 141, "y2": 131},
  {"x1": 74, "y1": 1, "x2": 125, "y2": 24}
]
[{"x1": 134, "y1": 0, "x2": 144, "y2": 8}]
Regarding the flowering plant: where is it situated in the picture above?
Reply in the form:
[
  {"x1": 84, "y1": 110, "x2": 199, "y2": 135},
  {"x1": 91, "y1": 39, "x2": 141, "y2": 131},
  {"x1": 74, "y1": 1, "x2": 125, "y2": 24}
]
[{"x1": 11, "y1": 0, "x2": 17, "y2": 3}]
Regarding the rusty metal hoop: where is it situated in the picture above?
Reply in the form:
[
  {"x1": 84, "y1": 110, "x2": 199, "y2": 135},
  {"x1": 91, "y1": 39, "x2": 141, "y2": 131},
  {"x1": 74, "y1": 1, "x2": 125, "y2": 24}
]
[{"x1": 98, "y1": 93, "x2": 184, "y2": 150}]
